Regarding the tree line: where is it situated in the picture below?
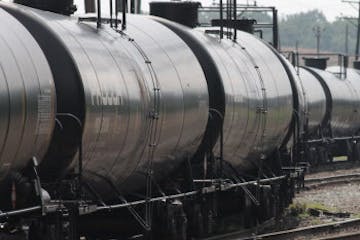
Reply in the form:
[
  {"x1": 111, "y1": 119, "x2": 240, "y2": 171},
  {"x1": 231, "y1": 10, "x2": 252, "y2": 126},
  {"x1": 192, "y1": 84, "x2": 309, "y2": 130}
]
[
  {"x1": 199, "y1": 9, "x2": 358, "y2": 54},
  {"x1": 278, "y1": 10, "x2": 356, "y2": 54}
]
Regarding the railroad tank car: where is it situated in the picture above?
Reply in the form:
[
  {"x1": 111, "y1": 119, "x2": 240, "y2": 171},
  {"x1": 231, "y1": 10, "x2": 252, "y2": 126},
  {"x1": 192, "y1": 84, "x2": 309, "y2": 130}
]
[
  {"x1": 0, "y1": 2, "x2": 324, "y2": 240},
  {"x1": 0, "y1": 8, "x2": 56, "y2": 181},
  {"x1": 297, "y1": 65, "x2": 360, "y2": 164},
  {"x1": 301, "y1": 67, "x2": 360, "y2": 138},
  {"x1": 0, "y1": 2, "x2": 297, "y2": 194},
  {"x1": 298, "y1": 67, "x2": 327, "y2": 135},
  {"x1": 152, "y1": 18, "x2": 294, "y2": 171},
  {"x1": 327, "y1": 66, "x2": 360, "y2": 134},
  {"x1": 0, "y1": 2, "x2": 209, "y2": 198}
]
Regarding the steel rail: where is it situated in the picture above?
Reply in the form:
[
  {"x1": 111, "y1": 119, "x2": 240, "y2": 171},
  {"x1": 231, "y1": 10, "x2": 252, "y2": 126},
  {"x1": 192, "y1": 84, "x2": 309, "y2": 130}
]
[
  {"x1": 305, "y1": 173, "x2": 360, "y2": 184},
  {"x1": 317, "y1": 231, "x2": 360, "y2": 239},
  {"x1": 200, "y1": 218, "x2": 360, "y2": 240}
]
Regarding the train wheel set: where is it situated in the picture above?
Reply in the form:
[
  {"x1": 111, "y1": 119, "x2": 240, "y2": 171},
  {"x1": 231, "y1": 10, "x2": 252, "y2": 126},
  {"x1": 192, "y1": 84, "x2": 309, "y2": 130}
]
[{"x1": 0, "y1": 1, "x2": 359, "y2": 240}]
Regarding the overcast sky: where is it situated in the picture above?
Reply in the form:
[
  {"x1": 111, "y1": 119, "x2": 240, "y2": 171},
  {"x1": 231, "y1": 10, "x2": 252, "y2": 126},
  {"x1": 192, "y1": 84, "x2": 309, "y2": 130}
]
[
  {"x1": 253, "y1": 0, "x2": 358, "y2": 21},
  {"x1": 72, "y1": 0, "x2": 358, "y2": 21}
]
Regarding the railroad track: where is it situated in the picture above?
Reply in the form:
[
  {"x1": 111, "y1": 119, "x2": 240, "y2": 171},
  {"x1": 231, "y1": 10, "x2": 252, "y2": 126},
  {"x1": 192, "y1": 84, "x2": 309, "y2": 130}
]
[
  {"x1": 199, "y1": 172, "x2": 360, "y2": 240},
  {"x1": 317, "y1": 231, "x2": 360, "y2": 240},
  {"x1": 307, "y1": 161, "x2": 360, "y2": 174},
  {"x1": 200, "y1": 218, "x2": 360, "y2": 240},
  {"x1": 304, "y1": 173, "x2": 360, "y2": 189}
]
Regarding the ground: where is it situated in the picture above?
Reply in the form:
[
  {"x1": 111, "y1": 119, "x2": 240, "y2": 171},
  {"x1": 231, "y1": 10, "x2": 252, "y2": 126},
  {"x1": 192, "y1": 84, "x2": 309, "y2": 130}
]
[{"x1": 265, "y1": 165, "x2": 360, "y2": 239}]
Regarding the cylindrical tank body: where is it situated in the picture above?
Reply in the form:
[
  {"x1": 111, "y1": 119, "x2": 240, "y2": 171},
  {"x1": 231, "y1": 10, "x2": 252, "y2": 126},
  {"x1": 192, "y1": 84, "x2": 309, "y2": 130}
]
[
  {"x1": 298, "y1": 67, "x2": 327, "y2": 134},
  {"x1": 109, "y1": 14, "x2": 210, "y2": 191},
  {"x1": 0, "y1": 8, "x2": 56, "y2": 179},
  {"x1": 327, "y1": 67, "x2": 360, "y2": 136},
  {"x1": 1, "y1": 3, "x2": 209, "y2": 197},
  {"x1": 153, "y1": 18, "x2": 294, "y2": 170},
  {"x1": 225, "y1": 31, "x2": 293, "y2": 168},
  {"x1": 0, "y1": 2, "x2": 295, "y2": 194},
  {"x1": 304, "y1": 67, "x2": 360, "y2": 137}
]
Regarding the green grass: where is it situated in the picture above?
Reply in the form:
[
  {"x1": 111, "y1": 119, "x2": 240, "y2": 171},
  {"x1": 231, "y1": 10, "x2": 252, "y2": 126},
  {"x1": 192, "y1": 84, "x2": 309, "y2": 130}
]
[
  {"x1": 288, "y1": 201, "x2": 336, "y2": 218},
  {"x1": 306, "y1": 202, "x2": 336, "y2": 212},
  {"x1": 351, "y1": 213, "x2": 360, "y2": 219},
  {"x1": 288, "y1": 202, "x2": 306, "y2": 216}
]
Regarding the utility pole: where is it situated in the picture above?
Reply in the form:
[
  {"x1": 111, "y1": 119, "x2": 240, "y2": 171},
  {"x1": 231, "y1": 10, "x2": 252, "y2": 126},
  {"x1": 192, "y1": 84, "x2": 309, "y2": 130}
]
[
  {"x1": 346, "y1": 24, "x2": 349, "y2": 55},
  {"x1": 312, "y1": 26, "x2": 324, "y2": 57},
  {"x1": 356, "y1": 1, "x2": 360, "y2": 59}
]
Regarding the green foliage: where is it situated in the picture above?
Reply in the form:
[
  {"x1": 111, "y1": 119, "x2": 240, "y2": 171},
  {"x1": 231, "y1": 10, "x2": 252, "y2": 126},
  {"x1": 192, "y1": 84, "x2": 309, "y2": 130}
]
[
  {"x1": 305, "y1": 202, "x2": 336, "y2": 212},
  {"x1": 289, "y1": 202, "x2": 306, "y2": 216},
  {"x1": 199, "y1": 9, "x2": 356, "y2": 53},
  {"x1": 237, "y1": 9, "x2": 356, "y2": 53}
]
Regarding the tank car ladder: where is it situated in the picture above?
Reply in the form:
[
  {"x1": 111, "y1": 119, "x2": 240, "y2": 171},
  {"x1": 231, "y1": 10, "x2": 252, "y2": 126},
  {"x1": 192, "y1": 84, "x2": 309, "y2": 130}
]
[
  {"x1": 110, "y1": 25, "x2": 162, "y2": 236},
  {"x1": 80, "y1": 1, "x2": 162, "y2": 235}
]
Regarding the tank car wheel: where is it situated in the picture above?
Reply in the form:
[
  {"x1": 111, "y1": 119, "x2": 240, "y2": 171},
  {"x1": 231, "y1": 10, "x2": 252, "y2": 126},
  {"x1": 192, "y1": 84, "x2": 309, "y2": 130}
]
[
  {"x1": 243, "y1": 195, "x2": 254, "y2": 228},
  {"x1": 259, "y1": 185, "x2": 272, "y2": 222},
  {"x1": 154, "y1": 200, "x2": 188, "y2": 240},
  {"x1": 189, "y1": 204, "x2": 204, "y2": 237},
  {"x1": 28, "y1": 221, "x2": 59, "y2": 240},
  {"x1": 317, "y1": 146, "x2": 329, "y2": 164},
  {"x1": 307, "y1": 147, "x2": 317, "y2": 166},
  {"x1": 170, "y1": 200, "x2": 188, "y2": 240},
  {"x1": 28, "y1": 223, "x2": 46, "y2": 240}
]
